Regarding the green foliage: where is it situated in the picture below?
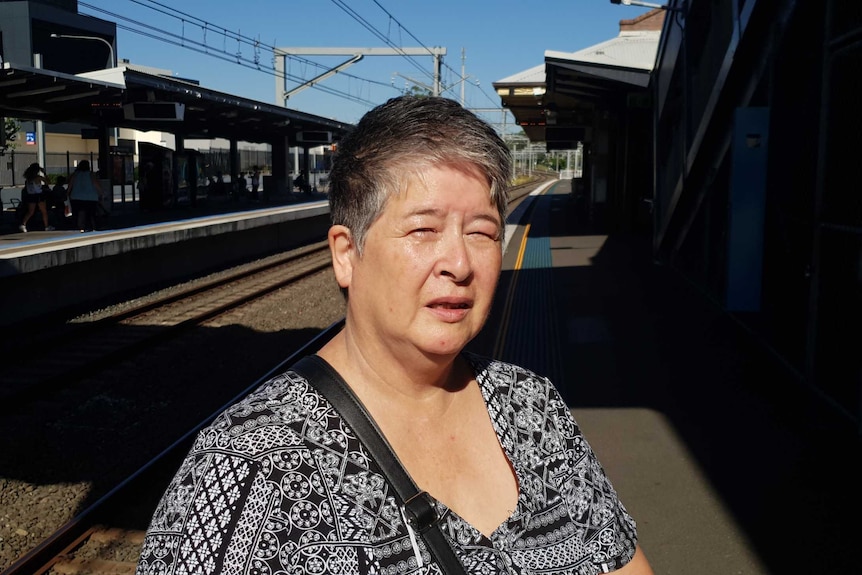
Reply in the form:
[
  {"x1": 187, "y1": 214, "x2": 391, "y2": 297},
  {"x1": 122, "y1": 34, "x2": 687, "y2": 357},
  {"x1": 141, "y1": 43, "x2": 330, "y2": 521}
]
[
  {"x1": 407, "y1": 85, "x2": 432, "y2": 97},
  {"x1": 512, "y1": 174, "x2": 535, "y2": 186},
  {"x1": 2, "y1": 117, "x2": 21, "y2": 151}
]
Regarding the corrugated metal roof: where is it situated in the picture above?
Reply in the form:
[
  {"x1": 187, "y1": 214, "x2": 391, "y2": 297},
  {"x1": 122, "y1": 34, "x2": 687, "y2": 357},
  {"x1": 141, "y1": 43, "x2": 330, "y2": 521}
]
[
  {"x1": 495, "y1": 63, "x2": 545, "y2": 85},
  {"x1": 546, "y1": 30, "x2": 661, "y2": 71},
  {"x1": 495, "y1": 30, "x2": 660, "y2": 86}
]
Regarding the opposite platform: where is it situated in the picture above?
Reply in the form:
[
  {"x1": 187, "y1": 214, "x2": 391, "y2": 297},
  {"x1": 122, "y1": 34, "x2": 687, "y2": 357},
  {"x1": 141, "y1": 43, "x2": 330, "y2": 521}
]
[{"x1": 0, "y1": 197, "x2": 331, "y2": 327}]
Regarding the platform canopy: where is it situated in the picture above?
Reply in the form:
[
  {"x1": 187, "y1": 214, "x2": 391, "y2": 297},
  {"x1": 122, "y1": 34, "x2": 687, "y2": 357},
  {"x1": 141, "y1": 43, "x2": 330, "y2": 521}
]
[
  {"x1": 494, "y1": 23, "x2": 661, "y2": 150},
  {"x1": 0, "y1": 63, "x2": 351, "y2": 144},
  {"x1": 0, "y1": 64, "x2": 124, "y2": 124}
]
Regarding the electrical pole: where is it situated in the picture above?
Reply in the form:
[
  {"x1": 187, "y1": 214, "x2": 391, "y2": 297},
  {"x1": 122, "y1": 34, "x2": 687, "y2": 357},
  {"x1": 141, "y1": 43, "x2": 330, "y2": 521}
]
[
  {"x1": 274, "y1": 47, "x2": 446, "y2": 105},
  {"x1": 461, "y1": 48, "x2": 466, "y2": 106}
]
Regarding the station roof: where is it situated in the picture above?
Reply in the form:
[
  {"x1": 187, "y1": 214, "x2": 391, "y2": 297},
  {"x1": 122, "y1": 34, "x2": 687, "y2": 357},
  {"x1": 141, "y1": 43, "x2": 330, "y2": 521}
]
[
  {"x1": 494, "y1": 15, "x2": 663, "y2": 150},
  {"x1": 0, "y1": 63, "x2": 352, "y2": 144},
  {"x1": 0, "y1": 63, "x2": 124, "y2": 123}
]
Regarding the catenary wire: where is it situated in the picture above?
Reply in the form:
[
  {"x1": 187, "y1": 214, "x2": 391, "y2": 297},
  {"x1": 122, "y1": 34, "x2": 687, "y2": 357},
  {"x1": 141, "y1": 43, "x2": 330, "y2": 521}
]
[
  {"x1": 80, "y1": 0, "x2": 512, "y2": 125},
  {"x1": 80, "y1": 1, "x2": 399, "y2": 107}
]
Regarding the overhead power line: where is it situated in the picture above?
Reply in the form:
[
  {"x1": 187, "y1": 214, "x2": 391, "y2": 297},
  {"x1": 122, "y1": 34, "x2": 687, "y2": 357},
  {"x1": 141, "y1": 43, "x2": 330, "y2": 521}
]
[
  {"x1": 80, "y1": 1, "x2": 398, "y2": 107},
  {"x1": 78, "y1": 0, "x2": 510, "y2": 125}
]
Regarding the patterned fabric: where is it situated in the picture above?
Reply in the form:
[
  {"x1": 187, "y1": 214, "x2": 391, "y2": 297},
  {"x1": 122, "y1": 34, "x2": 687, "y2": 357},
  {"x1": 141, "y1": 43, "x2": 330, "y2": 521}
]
[{"x1": 136, "y1": 354, "x2": 638, "y2": 575}]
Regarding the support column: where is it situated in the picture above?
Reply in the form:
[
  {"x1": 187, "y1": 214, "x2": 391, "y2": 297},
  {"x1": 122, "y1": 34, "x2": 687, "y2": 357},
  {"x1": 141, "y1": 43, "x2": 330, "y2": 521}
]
[
  {"x1": 302, "y1": 147, "x2": 311, "y2": 194},
  {"x1": 175, "y1": 134, "x2": 192, "y2": 206},
  {"x1": 96, "y1": 125, "x2": 112, "y2": 212},
  {"x1": 97, "y1": 126, "x2": 111, "y2": 179},
  {"x1": 230, "y1": 138, "x2": 239, "y2": 200},
  {"x1": 271, "y1": 135, "x2": 290, "y2": 200}
]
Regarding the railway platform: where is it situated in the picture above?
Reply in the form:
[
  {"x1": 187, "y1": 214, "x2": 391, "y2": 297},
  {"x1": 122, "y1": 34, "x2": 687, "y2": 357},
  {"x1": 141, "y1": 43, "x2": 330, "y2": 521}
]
[
  {"x1": 469, "y1": 179, "x2": 860, "y2": 574},
  {"x1": 1, "y1": 178, "x2": 858, "y2": 574},
  {"x1": 0, "y1": 191, "x2": 331, "y2": 327}
]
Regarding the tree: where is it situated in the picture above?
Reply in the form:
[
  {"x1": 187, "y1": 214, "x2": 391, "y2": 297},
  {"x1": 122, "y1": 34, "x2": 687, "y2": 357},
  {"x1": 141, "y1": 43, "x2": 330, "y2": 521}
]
[
  {"x1": 1, "y1": 117, "x2": 21, "y2": 154},
  {"x1": 407, "y1": 85, "x2": 432, "y2": 97}
]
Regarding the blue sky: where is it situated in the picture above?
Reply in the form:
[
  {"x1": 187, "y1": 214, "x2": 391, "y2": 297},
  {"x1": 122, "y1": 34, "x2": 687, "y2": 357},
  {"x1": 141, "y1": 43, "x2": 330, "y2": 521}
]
[{"x1": 81, "y1": 0, "x2": 651, "y2": 130}]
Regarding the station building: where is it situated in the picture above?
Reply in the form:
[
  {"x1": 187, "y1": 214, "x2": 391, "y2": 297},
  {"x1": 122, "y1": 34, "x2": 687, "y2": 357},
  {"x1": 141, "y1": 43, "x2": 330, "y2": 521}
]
[
  {"x1": 497, "y1": 0, "x2": 861, "y2": 429},
  {"x1": 0, "y1": 0, "x2": 350, "y2": 204}
]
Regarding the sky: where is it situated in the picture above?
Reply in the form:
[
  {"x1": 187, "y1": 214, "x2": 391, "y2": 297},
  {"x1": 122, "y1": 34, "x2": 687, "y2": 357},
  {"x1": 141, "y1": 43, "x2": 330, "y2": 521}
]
[{"x1": 79, "y1": 0, "x2": 652, "y2": 132}]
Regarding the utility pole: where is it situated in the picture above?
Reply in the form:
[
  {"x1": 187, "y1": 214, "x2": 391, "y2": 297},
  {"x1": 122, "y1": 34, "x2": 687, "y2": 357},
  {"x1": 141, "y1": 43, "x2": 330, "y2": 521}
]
[
  {"x1": 461, "y1": 48, "x2": 466, "y2": 106},
  {"x1": 274, "y1": 47, "x2": 446, "y2": 105},
  {"x1": 33, "y1": 54, "x2": 46, "y2": 170}
]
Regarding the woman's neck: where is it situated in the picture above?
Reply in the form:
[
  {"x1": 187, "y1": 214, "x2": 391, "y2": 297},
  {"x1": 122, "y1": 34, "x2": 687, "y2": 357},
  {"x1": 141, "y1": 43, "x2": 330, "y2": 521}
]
[{"x1": 317, "y1": 328, "x2": 469, "y2": 410}]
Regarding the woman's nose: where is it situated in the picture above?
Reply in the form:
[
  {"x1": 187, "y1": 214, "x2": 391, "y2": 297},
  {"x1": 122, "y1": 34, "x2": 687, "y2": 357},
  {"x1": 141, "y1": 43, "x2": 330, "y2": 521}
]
[{"x1": 437, "y1": 233, "x2": 472, "y2": 282}]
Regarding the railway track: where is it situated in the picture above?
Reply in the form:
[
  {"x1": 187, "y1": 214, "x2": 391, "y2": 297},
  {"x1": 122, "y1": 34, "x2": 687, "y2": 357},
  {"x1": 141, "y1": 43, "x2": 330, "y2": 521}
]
[
  {"x1": 0, "y1": 175, "x2": 556, "y2": 575},
  {"x1": 1, "y1": 322, "x2": 343, "y2": 575},
  {"x1": 0, "y1": 241, "x2": 332, "y2": 409}
]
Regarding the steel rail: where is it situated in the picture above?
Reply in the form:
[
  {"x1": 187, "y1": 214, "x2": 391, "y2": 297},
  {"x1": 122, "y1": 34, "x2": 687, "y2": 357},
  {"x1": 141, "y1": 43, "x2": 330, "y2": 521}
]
[{"x1": 0, "y1": 319, "x2": 345, "y2": 575}]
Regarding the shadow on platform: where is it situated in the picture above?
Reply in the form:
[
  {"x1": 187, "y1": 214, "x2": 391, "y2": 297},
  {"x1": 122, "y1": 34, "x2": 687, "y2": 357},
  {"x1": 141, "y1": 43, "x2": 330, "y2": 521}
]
[{"x1": 471, "y1": 189, "x2": 860, "y2": 574}]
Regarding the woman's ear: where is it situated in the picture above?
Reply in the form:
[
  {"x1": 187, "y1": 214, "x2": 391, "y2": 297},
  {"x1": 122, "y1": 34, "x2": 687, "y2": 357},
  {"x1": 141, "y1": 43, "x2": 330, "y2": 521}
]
[{"x1": 328, "y1": 225, "x2": 355, "y2": 289}]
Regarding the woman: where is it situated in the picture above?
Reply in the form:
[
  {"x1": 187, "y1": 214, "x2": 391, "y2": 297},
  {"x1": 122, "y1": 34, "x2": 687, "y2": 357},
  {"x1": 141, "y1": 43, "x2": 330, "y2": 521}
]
[
  {"x1": 66, "y1": 160, "x2": 104, "y2": 232},
  {"x1": 137, "y1": 96, "x2": 653, "y2": 575},
  {"x1": 18, "y1": 163, "x2": 54, "y2": 232}
]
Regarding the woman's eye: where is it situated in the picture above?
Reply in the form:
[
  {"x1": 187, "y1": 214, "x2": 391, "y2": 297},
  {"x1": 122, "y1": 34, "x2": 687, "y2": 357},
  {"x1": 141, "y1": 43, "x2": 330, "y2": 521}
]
[
  {"x1": 469, "y1": 229, "x2": 499, "y2": 240},
  {"x1": 410, "y1": 228, "x2": 434, "y2": 236}
]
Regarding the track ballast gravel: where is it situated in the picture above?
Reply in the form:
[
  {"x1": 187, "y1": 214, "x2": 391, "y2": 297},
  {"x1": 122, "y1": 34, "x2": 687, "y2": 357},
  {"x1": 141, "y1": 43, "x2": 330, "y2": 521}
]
[{"x1": 0, "y1": 254, "x2": 346, "y2": 571}]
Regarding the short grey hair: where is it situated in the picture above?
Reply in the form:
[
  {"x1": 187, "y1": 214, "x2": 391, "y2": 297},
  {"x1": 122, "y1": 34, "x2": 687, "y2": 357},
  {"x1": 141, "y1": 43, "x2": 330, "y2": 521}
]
[{"x1": 328, "y1": 96, "x2": 511, "y2": 253}]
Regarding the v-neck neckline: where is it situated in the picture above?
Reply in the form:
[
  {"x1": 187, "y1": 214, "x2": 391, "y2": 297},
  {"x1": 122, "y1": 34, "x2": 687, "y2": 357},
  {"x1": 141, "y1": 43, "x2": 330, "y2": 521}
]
[{"x1": 438, "y1": 353, "x2": 529, "y2": 544}]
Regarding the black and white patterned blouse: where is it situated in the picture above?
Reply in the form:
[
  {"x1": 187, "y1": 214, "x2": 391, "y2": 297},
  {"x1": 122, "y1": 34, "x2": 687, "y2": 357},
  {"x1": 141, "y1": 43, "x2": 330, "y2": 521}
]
[{"x1": 136, "y1": 354, "x2": 638, "y2": 575}]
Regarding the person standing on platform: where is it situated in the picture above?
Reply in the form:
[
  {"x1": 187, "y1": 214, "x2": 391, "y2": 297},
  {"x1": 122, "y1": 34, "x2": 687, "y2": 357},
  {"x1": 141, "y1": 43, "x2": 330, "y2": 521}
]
[
  {"x1": 19, "y1": 163, "x2": 53, "y2": 232},
  {"x1": 294, "y1": 169, "x2": 309, "y2": 194},
  {"x1": 66, "y1": 160, "x2": 104, "y2": 232},
  {"x1": 136, "y1": 96, "x2": 654, "y2": 575},
  {"x1": 251, "y1": 166, "x2": 260, "y2": 201}
]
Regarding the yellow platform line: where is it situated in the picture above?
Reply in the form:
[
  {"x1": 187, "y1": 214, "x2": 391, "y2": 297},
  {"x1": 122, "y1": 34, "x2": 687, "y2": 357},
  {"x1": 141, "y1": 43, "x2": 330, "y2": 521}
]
[{"x1": 493, "y1": 222, "x2": 531, "y2": 358}]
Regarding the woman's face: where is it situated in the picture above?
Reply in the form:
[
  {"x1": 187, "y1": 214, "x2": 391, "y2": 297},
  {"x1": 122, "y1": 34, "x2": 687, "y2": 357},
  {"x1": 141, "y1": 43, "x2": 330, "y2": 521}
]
[{"x1": 342, "y1": 163, "x2": 503, "y2": 362}]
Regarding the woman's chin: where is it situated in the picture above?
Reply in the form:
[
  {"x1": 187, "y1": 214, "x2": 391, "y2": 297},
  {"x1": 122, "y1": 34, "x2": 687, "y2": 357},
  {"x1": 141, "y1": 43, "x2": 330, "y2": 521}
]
[{"x1": 413, "y1": 332, "x2": 476, "y2": 360}]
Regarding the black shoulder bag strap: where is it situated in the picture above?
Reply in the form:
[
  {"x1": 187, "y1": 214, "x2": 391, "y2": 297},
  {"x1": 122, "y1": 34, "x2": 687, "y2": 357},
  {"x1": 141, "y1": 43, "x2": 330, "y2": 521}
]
[{"x1": 292, "y1": 355, "x2": 467, "y2": 575}]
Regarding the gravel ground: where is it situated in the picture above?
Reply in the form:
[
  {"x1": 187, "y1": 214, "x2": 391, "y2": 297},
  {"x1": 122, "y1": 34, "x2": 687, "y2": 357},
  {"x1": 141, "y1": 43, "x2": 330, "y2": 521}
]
[
  {"x1": 0, "y1": 255, "x2": 346, "y2": 571},
  {"x1": 0, "y1": 178, "x2": 552, "y2": 570}
]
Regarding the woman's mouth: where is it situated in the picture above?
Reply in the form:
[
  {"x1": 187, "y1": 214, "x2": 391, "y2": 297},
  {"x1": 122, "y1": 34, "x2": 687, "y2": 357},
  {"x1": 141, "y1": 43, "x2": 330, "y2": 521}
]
[
  {"x1": 429, "y1": 302, "x2": 470, "y2": 309},
  {"x1": 427, "y1": 299, "x2": 473, "y2": 321}
]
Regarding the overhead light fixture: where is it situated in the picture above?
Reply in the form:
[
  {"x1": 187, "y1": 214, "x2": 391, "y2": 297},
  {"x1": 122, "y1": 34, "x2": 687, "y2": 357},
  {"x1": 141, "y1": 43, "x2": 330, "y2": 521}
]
[
  {"x1": 512, "y1": 86, "x2": 546, "y2": 97},
  {"x1": 610, "y1": 0, "x2": 685, "y2": 12},
  {"x1": 0, "y1": 78, "x2": 27, "y2": 87},
  {"x1": 7, "y1": 85, "x2": 67, "y2": 98},
  {"x1": 50, "y1": 33, "x2": 115, "y2": 67}
]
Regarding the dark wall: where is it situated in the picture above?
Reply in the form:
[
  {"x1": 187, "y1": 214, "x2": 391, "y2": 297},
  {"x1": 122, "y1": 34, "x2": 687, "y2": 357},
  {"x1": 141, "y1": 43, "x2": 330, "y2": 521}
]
[
  {"x1": 0, "y1": 0, "x2": 77, "y2": 9},
  {"x1": 652, "y1": 0, "x2": 861, "y2": 424},
  {"x1": 0, "y1": 0, "x2": 115, "y2": 72},
  {"x1": 0, "y1": 3, "x2": 33, "y2": 66}
]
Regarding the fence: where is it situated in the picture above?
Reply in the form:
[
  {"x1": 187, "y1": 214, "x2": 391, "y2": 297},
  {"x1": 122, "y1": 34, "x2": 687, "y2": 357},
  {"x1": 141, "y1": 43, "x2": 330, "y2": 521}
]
[
  {"x1": 0, "y1": 150, "x2": 101, "y2": 187},
  {"x1": 0, "y1": 148, "x2": 274, "y2": 188},
  {"x1": 202, "y1": 148, "x2": 273, "y2": 179}
]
